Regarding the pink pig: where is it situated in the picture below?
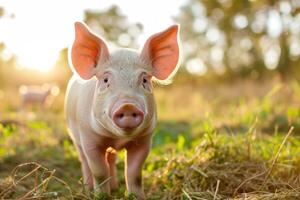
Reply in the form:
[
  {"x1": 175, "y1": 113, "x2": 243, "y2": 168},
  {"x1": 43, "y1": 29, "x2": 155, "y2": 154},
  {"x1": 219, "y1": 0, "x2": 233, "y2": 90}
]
[{"x1": 65, "y1": 22, "x2": 180, "y2": 199}]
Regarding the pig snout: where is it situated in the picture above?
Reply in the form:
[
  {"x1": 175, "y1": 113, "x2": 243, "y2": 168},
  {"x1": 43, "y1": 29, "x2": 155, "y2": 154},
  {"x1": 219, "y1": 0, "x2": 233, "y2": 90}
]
[{"x1": 112, "y1": 103, "x2": 144, "y2": 131}]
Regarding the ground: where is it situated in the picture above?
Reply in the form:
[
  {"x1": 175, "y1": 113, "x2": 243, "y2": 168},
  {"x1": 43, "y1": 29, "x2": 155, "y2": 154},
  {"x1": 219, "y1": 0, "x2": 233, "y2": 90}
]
[{"x1": 0, "y1": 76, "x2": 300, "y2": 199}]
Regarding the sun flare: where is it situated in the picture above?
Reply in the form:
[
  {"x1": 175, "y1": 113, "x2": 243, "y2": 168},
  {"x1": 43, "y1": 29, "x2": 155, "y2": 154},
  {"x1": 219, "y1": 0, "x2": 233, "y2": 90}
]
[{"x1": 17, "y1": 49, "x2": 58, "y2": 72}]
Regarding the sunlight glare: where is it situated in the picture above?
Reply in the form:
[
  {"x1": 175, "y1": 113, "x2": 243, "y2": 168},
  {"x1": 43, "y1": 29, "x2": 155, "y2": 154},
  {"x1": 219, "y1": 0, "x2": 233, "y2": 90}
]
[{"x1": 17, "y1": 49, "x2": 58, "y2": 72}]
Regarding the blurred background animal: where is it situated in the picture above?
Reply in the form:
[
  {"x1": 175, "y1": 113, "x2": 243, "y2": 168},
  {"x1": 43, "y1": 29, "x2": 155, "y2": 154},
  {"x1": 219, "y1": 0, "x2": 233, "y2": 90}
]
[{"x1": 19, "y1": 84, "x2": 60, "y2": 109}]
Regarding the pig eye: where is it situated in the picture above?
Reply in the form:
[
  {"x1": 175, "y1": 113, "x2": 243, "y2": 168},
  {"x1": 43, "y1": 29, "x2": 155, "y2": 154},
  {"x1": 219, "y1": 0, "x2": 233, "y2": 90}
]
[
  {"x1": 98, "y1": 73, "x2": 111, "y2": 93},
  {"x1": 140, "y1": 73, "x2": 152, "y2": 92},
  {"x1": 102, "y1": 77, "x2": 109, "y2": 87}
]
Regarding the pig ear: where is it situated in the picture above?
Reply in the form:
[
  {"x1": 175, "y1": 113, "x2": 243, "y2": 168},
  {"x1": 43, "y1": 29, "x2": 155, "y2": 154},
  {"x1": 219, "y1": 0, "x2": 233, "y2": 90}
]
[
  {"x1": 141, "y1": 25, "x2": 180, "y2": 80},
  {"x1": 70, "y1": 22, "x2": 109, "y2": 80}
]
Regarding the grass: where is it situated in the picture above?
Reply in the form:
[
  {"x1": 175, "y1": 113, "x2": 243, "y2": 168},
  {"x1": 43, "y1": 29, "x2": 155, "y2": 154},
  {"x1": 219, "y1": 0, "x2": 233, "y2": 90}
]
[{"x1": 1, "y1": 76, "x2": 300, "y2": 199}]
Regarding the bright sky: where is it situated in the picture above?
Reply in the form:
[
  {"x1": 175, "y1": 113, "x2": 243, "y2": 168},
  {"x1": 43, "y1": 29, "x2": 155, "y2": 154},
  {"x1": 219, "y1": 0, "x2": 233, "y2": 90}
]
[{"x1": 0, "y1": 0, "x2": 186, "y2": 72}]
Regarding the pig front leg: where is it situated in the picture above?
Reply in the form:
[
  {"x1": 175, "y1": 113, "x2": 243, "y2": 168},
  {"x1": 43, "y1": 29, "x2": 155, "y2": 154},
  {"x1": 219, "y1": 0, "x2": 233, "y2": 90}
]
[
  {"x1": 81, "y1": 142, "x2": 111, "y2": 195},
  {"x1": 125, "y1": 139, "x2": 151, "y2": 199},
  {"x1": 76, "y1": 145, "x2": 93, "y2": 189},
  {"x1": 106, "y1": 151, "x2": 118, "y2": 190}
]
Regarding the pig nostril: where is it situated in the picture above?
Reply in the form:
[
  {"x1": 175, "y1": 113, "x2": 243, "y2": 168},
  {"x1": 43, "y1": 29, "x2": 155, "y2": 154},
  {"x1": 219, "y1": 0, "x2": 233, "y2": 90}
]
[
  {"x1": 132, "y1": 113, "x2": 137, "y2": 118},
  {"x1": 119, "y1": 113, "x2": 124, "y2": 118}
]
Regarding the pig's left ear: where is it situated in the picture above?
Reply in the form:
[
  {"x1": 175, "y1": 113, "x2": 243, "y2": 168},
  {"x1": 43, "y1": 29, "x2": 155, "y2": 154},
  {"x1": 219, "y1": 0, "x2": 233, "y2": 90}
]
[
  {"x1": 141, "y1": 25, "x2": 180, "y2": 80},
  {"x1": 70, "y1": 22, "x2": 109, "y2": 80}
]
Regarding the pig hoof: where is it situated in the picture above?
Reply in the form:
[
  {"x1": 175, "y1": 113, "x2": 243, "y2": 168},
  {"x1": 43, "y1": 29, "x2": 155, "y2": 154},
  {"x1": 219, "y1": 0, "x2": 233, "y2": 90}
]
[
  {"x1": 94, "y1": 191, "x2": 110, "y2": 200},
  {"x1": 110, "y1": 179, "x2": 119, "y2": 191},
  {"x1": 127, "y1": 192, "x2": 145, "y2": 200},
  {"x1": 83, "y1": 180, "x2": 93, "y2": 191},
  {"x1": 127, "y1": 193, "x2": 138, "y2": 200}
]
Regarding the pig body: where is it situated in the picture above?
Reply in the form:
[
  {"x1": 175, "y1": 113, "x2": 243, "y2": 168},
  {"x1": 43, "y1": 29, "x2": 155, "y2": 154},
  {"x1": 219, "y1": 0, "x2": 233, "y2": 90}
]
[{"x1": 65, "y1": 22, "x2": 180, "y2": 199}]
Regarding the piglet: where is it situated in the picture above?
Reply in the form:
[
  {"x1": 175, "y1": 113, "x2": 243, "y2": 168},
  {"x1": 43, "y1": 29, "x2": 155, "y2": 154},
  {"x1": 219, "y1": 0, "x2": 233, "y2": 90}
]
[{"x1": 65, "y1": 22, "x2": 180, "y2": 199}]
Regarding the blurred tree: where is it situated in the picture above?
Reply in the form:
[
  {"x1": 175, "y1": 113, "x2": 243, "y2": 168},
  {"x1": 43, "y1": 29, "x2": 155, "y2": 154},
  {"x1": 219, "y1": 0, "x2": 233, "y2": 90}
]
[
  {"x1": 0, "y1": 42, "x2": 5, "y2": 86},
  {"x1": 0, "y1": 43, "x2": 18, "y2": 87},
  {"x1": 0, "y1": 7, "x2": 5, "y2": 86},
  {"x1": 52, "y1": 48, "x2": 71, "y2": 88},
  {"x1": 176, "y1": 0, "x2": 300, "y2": 78},
  {"x1": 84, "y1": 5, "x2": 143, "y2": 48},
  {"x1": 0, "y1": 7, "x2": 17, "y2": 87},
  {"x1": 0, "y1": 7, "x2": 4, "y2": 17}
]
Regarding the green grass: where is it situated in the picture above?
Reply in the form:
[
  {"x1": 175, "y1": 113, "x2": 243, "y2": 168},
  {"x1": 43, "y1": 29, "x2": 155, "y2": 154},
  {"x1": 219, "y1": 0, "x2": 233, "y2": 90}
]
[{"x1": 1, "y1": 77, "x2": 300, "y2": 199}]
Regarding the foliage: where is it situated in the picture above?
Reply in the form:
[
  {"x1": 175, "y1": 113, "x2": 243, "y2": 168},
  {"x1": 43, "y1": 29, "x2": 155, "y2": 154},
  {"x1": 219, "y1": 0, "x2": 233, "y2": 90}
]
[
  {"x1": 176, "y1": 0, "x2": 300, "y2": 77},
  {"x1": 84, "y1": 5, "x2": 143, "y2": 49}
]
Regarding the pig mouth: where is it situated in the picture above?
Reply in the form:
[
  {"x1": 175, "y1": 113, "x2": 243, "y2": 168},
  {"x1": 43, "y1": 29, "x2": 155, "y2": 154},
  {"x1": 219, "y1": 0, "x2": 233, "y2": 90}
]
[{"x1": 110, "y1": 99, "x2": 146, "y2": 133}]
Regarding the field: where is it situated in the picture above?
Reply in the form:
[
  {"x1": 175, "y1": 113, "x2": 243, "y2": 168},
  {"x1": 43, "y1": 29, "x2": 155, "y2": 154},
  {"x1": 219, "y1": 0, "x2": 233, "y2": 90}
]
[{"x1": 0, "y1": 76, "x2": 300, "y2": 200}]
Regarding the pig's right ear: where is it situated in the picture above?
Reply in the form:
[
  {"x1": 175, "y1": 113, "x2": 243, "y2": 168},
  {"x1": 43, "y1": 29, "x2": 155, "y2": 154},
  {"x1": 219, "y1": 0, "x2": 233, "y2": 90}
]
[{"x1": 70, "y1": 22, "x2": 109, "y2": 80}]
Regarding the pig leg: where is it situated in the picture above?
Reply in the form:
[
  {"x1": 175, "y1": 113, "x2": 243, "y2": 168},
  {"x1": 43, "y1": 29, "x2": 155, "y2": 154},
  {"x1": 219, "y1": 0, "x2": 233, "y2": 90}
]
[
  {"x1": 125, "y1": 141, "x2": 151, "y2": 199},
  {"x1": 106, "y1": 150, "x2": 118, "y2": 190},
  {"x1": 76, "y1": 145, "x2": 93, "y2": 190},
  {"x1": 82, "y1": 143, "x2": 111, "y2": 194}
]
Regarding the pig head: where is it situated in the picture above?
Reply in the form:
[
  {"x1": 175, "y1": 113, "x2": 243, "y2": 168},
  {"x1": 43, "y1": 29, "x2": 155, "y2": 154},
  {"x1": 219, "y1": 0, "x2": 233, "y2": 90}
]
[{"x1": 65, "y1": 22, "x2": 180, "y2": 199}]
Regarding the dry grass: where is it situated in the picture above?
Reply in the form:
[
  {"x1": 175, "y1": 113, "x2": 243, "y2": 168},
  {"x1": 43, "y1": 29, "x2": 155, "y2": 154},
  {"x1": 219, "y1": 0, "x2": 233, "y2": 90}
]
[
  {"x1": 144, "y1": 127, "x2": 300, "y2": 200},
  {"x1": 1, "y1": 126, "x2": 299, "y2": 200}
]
